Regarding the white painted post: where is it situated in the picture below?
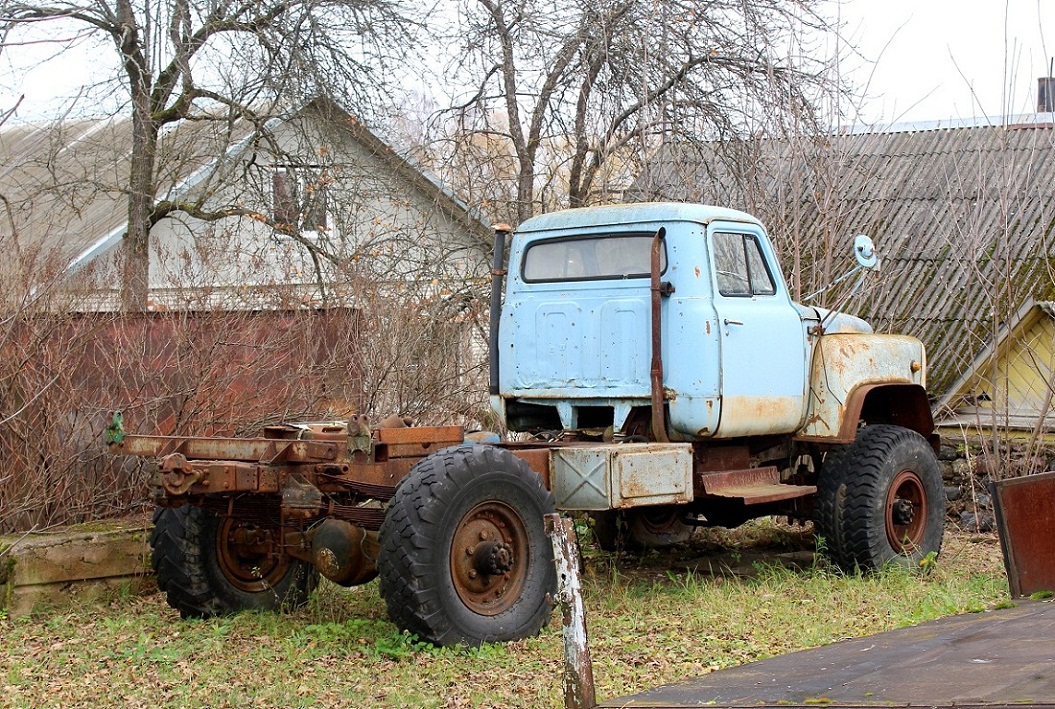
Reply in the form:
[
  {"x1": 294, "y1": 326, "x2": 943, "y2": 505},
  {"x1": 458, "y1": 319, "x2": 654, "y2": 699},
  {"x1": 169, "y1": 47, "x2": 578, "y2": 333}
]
[{"x1": 545, "y1": 513, "x2": 596, "y2": 709}]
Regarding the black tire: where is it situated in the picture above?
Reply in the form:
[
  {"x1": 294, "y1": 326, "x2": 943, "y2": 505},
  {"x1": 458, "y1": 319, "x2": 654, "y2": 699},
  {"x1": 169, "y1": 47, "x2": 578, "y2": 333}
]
[
  {"x1": 377, "y1": 445, "x2": 556, "y2": 646},
  {"x1": 814, "y1": 424, "x2": 945, "y2": 571},
  {"x1": 591, "y1": 506, "x2": 693, "y2": 551},
  {"x1": 150, "y1": 505, "x2": 318, "y2": 618}
]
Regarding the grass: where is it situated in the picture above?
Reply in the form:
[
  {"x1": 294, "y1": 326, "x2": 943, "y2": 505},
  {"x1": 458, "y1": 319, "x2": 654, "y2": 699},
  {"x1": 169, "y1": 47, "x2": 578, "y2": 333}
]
[{"x1": 0, "y1": 524, "x2": 1009, "y2": 708}]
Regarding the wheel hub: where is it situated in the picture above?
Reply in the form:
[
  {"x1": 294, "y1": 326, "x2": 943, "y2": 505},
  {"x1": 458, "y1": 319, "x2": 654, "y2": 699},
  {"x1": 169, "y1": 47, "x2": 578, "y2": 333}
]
[
  {"x1": 473, "y1": 540, "x2": 514, "y2": 575},
  {"x1": 216, "y1": 518, "x2": 289, "y2": 592},
  {"x1": 449, "y1": 501, "x2": 529, "y2": 616},
  {"x1": 885, "y1": 469, "x2": 929, "y2": 554}
]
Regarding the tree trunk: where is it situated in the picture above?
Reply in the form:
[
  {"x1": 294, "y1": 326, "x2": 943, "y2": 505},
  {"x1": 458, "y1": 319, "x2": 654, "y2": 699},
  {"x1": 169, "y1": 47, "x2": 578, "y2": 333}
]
[
  {"x1": 515, "y1": 160, "x2": 534, "y2": 223},
  {"x1": 119, "y1": 81, "x2": 158, "y2": 312},
  {"x1": 567, "y1": 50, "x2": 606, "y2": 209}
]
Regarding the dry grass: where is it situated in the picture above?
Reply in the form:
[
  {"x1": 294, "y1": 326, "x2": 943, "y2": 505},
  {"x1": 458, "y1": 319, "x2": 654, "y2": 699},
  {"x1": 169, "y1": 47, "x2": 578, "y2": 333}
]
[{"x1": 0, "y1": 524, "x2": 1009, "y2": 708}]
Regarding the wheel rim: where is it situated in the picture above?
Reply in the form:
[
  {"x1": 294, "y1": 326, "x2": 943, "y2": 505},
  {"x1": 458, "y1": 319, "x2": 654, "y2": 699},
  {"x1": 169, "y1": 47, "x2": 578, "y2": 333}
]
[
  {"x1": 885, "y1": 469, "x2": 928, "y2": 553},
  {"x1": 449, "y1": 501, "x2": 529, "y2": 616},
  {"x1": 215, "y1": 518, "x2": 290, "y2": 592}
]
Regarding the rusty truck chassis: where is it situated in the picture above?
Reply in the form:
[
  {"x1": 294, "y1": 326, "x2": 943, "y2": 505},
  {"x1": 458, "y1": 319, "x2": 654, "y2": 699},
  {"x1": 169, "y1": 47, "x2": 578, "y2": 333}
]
[{"x1": 109, "y1": 415, "x2": 820, "y2": 569}]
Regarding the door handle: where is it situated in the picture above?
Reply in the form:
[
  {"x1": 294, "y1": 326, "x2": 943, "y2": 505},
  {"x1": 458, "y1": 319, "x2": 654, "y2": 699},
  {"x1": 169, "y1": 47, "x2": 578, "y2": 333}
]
[{"x1": 723, "y1": 318, "x2": 744, "y2": 326}]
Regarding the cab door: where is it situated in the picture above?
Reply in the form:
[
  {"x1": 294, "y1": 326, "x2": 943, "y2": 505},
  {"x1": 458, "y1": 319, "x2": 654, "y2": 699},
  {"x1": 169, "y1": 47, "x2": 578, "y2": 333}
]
[{"x1": 708, "y1": 224, "x2": 809, "y2": 437}]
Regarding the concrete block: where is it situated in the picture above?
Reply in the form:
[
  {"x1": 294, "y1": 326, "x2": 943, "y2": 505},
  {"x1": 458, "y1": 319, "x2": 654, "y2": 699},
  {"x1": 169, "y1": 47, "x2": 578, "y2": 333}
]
[{"x1": 1, "y1": 523, "x2": 153, "y2": 618}]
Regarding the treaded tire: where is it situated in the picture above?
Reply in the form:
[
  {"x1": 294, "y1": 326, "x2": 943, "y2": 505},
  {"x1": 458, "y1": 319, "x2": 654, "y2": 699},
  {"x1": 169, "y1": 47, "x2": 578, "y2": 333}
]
[
  {"x1": 591, "y1": 506, "x2": 692, "y2": 551},
  {"x1": 150, "y1": 505, "x2": 318, "y2": 618},
  {"x1": 377, "y1": 445, "x2": 556, "y2": 646},
  {"x1": 814, "y1": 424, "x2": 945, "y2": 571}
]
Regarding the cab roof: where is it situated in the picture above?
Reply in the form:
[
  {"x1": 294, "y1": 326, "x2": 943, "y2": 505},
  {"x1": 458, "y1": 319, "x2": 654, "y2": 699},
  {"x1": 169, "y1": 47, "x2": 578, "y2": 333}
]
[{"x1": 514, "y1": 202, "x2": 763, "y2": 234}]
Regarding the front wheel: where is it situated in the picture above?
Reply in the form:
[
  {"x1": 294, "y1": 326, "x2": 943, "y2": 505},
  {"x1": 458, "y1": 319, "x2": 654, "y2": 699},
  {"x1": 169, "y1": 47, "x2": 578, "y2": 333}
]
[
  {"x1": 814, "y1": 424, "x2": 945, "y2": 571},
  {"x1": 377, "y1": 445, "x2": 556, "y2": 646},
  {"x1": 150, "y1": 505, "x2": 318, "y2": 618}
]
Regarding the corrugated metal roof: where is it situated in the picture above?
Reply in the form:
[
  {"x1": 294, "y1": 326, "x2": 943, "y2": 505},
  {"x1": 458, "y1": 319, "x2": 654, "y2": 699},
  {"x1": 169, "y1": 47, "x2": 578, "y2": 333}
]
[
  {"x1": 629, "y1": 123, "x2": 1055, "y2": 396},
  {"x1": 0, "y1": 115, "x2": 252, "y2": 268}
]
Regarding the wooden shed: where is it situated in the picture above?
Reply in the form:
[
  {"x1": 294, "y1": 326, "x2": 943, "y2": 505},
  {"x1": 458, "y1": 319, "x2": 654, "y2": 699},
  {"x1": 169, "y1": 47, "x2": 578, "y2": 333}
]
[{"x1": 938, "y1": 299, "x2": 1055, "y2": 431}]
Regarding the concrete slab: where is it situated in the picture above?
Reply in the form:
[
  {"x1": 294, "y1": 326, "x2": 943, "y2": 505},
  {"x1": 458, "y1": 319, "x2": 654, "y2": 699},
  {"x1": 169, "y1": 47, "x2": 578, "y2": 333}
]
[
  {"x1": 1, "y1": 523, "x2": 153, "y2": 617},
  {"x1": 600, "y1": 600, "x2": 1055, "y2": 708}
]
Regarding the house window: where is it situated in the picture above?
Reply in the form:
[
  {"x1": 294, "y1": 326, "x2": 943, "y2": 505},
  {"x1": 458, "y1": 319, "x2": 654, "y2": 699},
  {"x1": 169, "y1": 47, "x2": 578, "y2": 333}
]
[{"x1": 272, "y1": 166, "x2": 329, "y2": 232}]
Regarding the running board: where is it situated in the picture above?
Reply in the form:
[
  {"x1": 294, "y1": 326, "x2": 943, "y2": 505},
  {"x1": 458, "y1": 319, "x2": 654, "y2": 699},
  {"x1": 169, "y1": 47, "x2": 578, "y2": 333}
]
[{"x1": 698, "y1": 466, "x2": 816, "y2": 505}]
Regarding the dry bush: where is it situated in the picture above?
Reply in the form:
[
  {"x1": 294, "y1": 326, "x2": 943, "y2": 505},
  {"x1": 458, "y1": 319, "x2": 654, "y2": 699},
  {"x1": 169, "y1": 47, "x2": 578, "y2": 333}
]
[
  {"x1": 0, "y1": 273, "x2": 489, "y2": 534},
  {"x1": 0, "y1": 306, "x2": 344, "y2": 532}
]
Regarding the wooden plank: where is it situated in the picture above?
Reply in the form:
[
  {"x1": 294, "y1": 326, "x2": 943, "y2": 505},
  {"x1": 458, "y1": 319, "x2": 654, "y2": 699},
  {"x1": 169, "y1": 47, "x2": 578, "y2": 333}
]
[
  {"x1": 600, "y1": 601, "x2": 1055, "y2": 708},
  {"x1": 3, "y1": 527, "x2": 150, "y2": 586}
]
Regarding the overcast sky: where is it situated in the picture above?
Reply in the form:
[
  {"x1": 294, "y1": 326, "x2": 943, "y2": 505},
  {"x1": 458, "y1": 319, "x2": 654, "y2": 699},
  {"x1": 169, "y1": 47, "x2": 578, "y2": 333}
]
[
  {"x1": 839, "y1": 0, "x2": 1054, "y2": 125},
  {"x1": 2, "y1": 1, "x2": 1053, "y2": 126}
]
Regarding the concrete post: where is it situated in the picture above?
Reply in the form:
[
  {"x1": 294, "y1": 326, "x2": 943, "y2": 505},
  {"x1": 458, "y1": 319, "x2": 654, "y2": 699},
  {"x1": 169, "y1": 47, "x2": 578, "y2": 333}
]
[{"x1": 545, "y1": 513, "x2": 596, "y2": 709}]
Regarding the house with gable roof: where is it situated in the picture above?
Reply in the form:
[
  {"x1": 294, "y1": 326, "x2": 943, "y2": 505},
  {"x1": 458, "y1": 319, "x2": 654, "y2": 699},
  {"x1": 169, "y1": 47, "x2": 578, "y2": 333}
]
[
  {"x1": 0, "y1": 98, "x2": 495, "y2": 469},
  {"x1": 0, "y1": 97, "x2": 491, "y2": 310}
]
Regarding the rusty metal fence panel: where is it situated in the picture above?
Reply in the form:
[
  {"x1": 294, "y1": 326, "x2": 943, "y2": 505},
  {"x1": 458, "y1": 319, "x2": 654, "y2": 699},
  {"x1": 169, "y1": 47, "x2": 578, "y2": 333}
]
[{"x1": 991, "y1": 469, "x2": 1055, "y2": 597}]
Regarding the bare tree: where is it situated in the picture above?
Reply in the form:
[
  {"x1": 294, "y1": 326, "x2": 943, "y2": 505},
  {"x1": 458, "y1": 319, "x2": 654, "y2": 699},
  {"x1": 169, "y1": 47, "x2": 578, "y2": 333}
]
[
  {"x1": 429, "y1": 0, "x2": 842, "y2": 223},
  {"x1": 0, "y1": 0, "x2": 412, "y2": 310}
]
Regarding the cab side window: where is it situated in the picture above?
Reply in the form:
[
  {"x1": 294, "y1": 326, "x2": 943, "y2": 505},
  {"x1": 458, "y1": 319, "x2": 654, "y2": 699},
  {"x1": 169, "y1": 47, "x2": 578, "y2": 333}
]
[{"x1": 713, "y1": 232, "x2": 776, "y2": 296}]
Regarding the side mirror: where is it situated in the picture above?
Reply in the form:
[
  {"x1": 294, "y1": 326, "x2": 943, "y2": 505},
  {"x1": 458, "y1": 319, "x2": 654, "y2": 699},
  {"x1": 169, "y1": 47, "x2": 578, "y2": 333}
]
[
  {"x1": 854, "y1": 234, "x2": 879, "y2": 270},
  {"x1": 806, "y1": 234, "x2": 882, "y2": 302}
]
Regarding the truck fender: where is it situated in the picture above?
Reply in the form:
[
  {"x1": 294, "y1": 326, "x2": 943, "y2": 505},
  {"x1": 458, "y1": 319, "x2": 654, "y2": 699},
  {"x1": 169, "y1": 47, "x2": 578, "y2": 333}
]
[{"x1": 797, "y1": 383, "x2": 935, "y2": 446}]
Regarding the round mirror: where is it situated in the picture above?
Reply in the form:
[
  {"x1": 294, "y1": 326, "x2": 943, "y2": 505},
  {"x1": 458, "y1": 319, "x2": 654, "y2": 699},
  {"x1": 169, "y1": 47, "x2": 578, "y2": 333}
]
[{"x1": 854, "y1": 234, "x2": 879, "y2": 269}]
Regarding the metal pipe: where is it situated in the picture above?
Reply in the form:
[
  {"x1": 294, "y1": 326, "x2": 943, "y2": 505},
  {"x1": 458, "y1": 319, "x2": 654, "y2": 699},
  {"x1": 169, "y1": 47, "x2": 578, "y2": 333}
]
[
  {"x1": 489, "y1": 224, "x2": 511, "y2": 396},
  {"x1": 650, "y1": 227, "x2": 669, "y2": 443}
]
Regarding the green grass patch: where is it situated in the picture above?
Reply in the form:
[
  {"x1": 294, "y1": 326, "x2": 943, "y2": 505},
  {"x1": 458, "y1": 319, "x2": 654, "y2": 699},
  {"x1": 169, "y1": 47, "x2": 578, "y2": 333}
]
[{"x1": 0, "y1": 525, "x2": 1008, "y2": 707}]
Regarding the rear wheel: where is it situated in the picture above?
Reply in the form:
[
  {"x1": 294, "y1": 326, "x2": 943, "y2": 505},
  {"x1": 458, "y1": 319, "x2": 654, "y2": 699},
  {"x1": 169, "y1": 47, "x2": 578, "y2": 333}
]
[
  {"x1": 592, "y1": 506, "x2": 693, "y2": 551},
  {"x1": 814, "y1": 425, "x2": 944, "y2": 571},
  {"x1": 151, "y1": 505, "x2": 317, "y2": 618},
  {"x1": 378, "y1": 445, "x2": 556, "y2": 646}
]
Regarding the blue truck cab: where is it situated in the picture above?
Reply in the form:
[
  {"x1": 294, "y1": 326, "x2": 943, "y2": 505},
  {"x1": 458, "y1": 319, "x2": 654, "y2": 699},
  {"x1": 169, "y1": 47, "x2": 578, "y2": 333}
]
[
  {"x1": 489, "y1": 202, "x2": 943, "y2": 569},
  {"x1": 492, "y1": 203, "x2": 930, "y2": 443}
]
